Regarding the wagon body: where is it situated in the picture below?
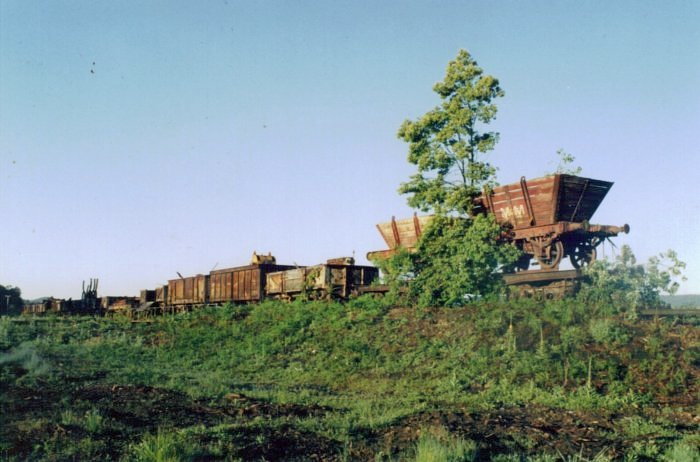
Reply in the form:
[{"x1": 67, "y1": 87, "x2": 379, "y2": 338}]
[
  {"x1": 478, "y1": 174, "x2": 628, "y2": 270},
  {"x1": 266, "y1": 260, "x2": 379, "y2": 299},
  {"x1": 367, "y1": 214, "x2": 433, "y2": 260},
  {"x1": 368, "y1": 174, "x2": 628, "y2": 271},
  {"x1": 478, "y1": 174, "x2": 613, "y2": 229},
  {"x1": 101, "y1": 296, "x2": 139, "y2": 314},
  {"x1": 209, "y1": 263, "x2": 295, "y2": 304},
  {"x1": 167, "y1": 274, "x2": 208, "y2": 306}
]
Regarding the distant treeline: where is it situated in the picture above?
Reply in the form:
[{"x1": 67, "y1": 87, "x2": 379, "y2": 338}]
[{"x1": 661, "y1": 294, "x2": 700, "y2": 308}]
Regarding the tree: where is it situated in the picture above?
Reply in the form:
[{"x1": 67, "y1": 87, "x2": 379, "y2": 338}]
[
  {"x1": 0, "y1": 284, "x2": 23, "y2": 315},
  {"x1": 391, "y1": 50, "x2": 520, "y2": 306},
  {"x1": 398, "y1": 49, "x2": 504, "y2": 216}
]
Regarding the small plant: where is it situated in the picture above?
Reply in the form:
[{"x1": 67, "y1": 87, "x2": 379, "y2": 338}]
[
  {"x1": 59, "y1": 410, "x2": 78, "y2": 426},
  {"x1": 83, "y1": 409, "x2": 105, "y2": 434},
  {"x1": 551, "y1": 148, "x2": 582, "y2": 175},
  {"x1": 127, "y1": 429, "x2": 185, "y2": 462},
  {"x1": 414, "y1": 427, "x2": 477, "y2": 462},
  {"x1": 662, "y1": 439, "x2": 700, "y2": 462}
]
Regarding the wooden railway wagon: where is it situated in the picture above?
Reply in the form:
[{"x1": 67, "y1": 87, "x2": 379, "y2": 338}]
[
  {"x1": 367, "y1": 215, "x2": 433, "y2": 261},
  {"x1": 266, "y1": 258, "x2": 379, "y2": 300},
  {"x1": 476, "y1": 174, "x2": 629, "y2": 270},
  {"x1": 208, "y1": 263, "x2": 296, "y2": 304},
  {"x1": 167, "y1": 274, "x2": 208, "y2": 309}
]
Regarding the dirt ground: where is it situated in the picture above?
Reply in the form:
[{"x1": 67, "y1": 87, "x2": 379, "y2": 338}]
[{"x1": 2, "y1": 378, "x2": 698, "y2": 460}]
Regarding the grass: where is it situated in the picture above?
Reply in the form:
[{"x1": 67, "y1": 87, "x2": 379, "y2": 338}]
[
  {"x1": 413, "y1": 428, "x2": 477, "y2": 462},
  {"x1": 1, "y1": 297, "x2": 698, "y2": 460}
]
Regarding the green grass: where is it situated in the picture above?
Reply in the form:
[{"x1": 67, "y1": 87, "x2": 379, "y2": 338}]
[
  {"x1": 1, "y1": 297, "x2": 698, "y2": 460},
  {"x1": 413, "y1": 428, "x2": 477, "y2": 462}
]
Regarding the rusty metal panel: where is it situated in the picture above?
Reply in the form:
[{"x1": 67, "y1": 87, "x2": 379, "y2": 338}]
[
  {"x1": 555, "y1": 175, "x2": 613, "y2": 223},
  {"x1": 155, "y1": 286, "x2": 167, "y2": 304},
  {"x1": 140, "y1": 290, "x2": 156, "y2": 304},
  {"x1": 485, "y1": 176, "x2": 559, "y2": 228},
  {"x1": 482, "y1": 175, "x2": 613, "y2": 229},
  {"x1": 167, "y1": 274, "x2": 208, "y2": 306},
  {"x1": 266, "y1": 264, "x2": 378, "y2": 299},
  {"x1": 210, "y1": 264, "x2": 295, "y2": 303},
  {"x1": 266, "y1": 267, "x2": 306, "y2": 296},
  {"x1": 376, "y1": 214, "x2": 433, "y2": 250},
  {"x1": 266, "y1": 271, "x2": 284, "y2": 295}
]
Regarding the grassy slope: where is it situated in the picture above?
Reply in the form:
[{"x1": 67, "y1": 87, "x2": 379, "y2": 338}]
[{"x1": 1, "y1": 298, "x2": 698, "y2": 461}]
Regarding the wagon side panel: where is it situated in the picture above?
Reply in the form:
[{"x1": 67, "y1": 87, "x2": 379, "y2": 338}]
[
  {"x1": 555, "y1": 175, "x2": 614, "y2": 223},
  {"x1": 487, "y1": 176, "x2": 559, "y2": 228}
]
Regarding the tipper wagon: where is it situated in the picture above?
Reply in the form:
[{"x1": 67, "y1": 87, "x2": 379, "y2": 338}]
[
  {"x1": 476, "y1": 174, "x2": 629, "y2": 270},
  {"x1": 368, "y1": 174, "x2": 629, "y2": 272}
]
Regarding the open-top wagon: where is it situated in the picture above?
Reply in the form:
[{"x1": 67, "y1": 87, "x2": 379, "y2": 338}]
[
  {"x1": 368, "y1": 174, "x2": 629, "y2": 272},
  {"x1": 476, "y1": 174, "x2": 629, "y2": 270}
]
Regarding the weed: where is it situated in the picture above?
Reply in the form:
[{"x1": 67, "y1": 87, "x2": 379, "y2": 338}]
[
  {"x1": 83, "y1": 408, "x2": 105, "y2": 434},
  {"x1": 414, "y1": 427, "x2": 477, "y2": 462},
  {"x1": 126, "y1": 428, "x2": 187, "y2": 462},
  {"x1": 662, "y1": 440, "x2": 700, "y2": 462},
  {"x1": 60, "y1": 409, "x2": 78, "y2": 426}
]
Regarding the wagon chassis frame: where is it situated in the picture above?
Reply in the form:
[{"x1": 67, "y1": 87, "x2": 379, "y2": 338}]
[{"x1": 510, "y1": 220, "x2": 629, "y2": 270}]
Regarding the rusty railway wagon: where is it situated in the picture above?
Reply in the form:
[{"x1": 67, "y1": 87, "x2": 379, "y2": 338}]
[
  {"x1": 266, "y1": 258, "x2": 379, "y2": 300},
  {"x1": 129, "y1": 253, "x2": 379, "y2": 315},
  {"x1": 476, "y1": 174, "x2": 629, "y2": 270},
  {"x1": 209, "y1": 262, "x2": 296, "y2": 304},
  {"x1": 367, "y1": 174, "x2": 629, "y2": 298}
]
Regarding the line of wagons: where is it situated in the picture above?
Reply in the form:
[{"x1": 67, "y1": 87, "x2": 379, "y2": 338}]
[
  {"x1": 22, "y1": 173, "x2": 630, "y2": 314},
  {"x1": 22, "y1": 254, "x2": 380, "y2": 317}
]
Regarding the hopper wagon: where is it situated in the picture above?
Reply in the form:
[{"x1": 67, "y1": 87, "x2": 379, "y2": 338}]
[{"x1": 476, "y1": 174, "x2": 629, "y2": 270}]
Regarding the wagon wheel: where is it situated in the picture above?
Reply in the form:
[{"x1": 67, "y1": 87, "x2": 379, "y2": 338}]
[
  {"x1": 535, "y1": 240, "x2": 564, "y2": 270},
  {"x1": 569, "y1": 242, "x2": 597, "y2": 269}
]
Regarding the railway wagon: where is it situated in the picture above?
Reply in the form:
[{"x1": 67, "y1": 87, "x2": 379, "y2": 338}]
[
  {"x1": 22, "y1": 299, "x2": 52, "y2": 315},
  {"x1": 266, "y1": 258, "x2": 379, "y2": 300},
  {"x1": 209, "y1": 263, "x2": 296, "y2": 304},
  {"x1": 477, "y1": 174, "x2": 629, "y2": 270},
  {"x1": 367, "y1": 214, "x2": 433, "y2": 261},
  {"x1": 167, "y1": 274, "x2": 208, "y2": 308},
  {"x1": 101, "y1": 296, "x2": 139, "y2": 314}
]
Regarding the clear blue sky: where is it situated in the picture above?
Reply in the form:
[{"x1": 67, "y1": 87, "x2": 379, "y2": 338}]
[{"x1": 1, "y1": 1, "x2": 698, "y2": 299}]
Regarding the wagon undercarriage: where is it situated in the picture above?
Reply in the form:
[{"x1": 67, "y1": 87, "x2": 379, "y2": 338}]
[{"x1": 514, "y1": 221, "x2": 630, "y2": 271}]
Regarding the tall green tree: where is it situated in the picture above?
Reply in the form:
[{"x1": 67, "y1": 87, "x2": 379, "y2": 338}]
[
  {"x1": 392, "y1": 50, "x2": 519, "y2": 306},
  {"x1": 398, "y1": 49, "x2": 503, "y2": 216}
]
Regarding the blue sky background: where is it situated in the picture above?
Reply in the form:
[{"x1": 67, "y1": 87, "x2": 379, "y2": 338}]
[{"x1": 1, "y1": 1, "x2": 698, "y2": 299}]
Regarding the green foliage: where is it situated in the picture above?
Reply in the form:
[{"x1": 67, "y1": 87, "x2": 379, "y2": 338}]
[
  {"x1": 662, "y1": 438, "x2": 700, "y2": 462},
  {"x1": 551, "y1": 148, "x2": 582, "y2": 175},
  {"x1": 392, "y1": 50, "x2": 519, "y2": 304},
  {"x1": 126, "y1": 429, "x2": 191, "y2": 462},
  {"x1": 397, "y1": 49, "x2": 503, "y2": 216},
  {"x1": 83, "y1": 408, "x2": 105, "y2": 434},
  {"x1": 1, "y1": 299, "x2": 697, "y2": 460},
  {"x1": 0, "y1": 284, "x2": 23, "y2": 315},
  {"x1": 578, "y1": 245, "x2": 687, "y2": 314},
  {"x1": 414, "y1": 428, "x2": 477, "y2": 462},
  {"x1": 406, "y1": 214, "x2": 520, "y2": 306}
]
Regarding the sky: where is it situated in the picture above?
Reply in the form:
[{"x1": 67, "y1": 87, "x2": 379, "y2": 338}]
[{"x1": 1, "y1": 1, "x2": 699, "y2": 299}]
